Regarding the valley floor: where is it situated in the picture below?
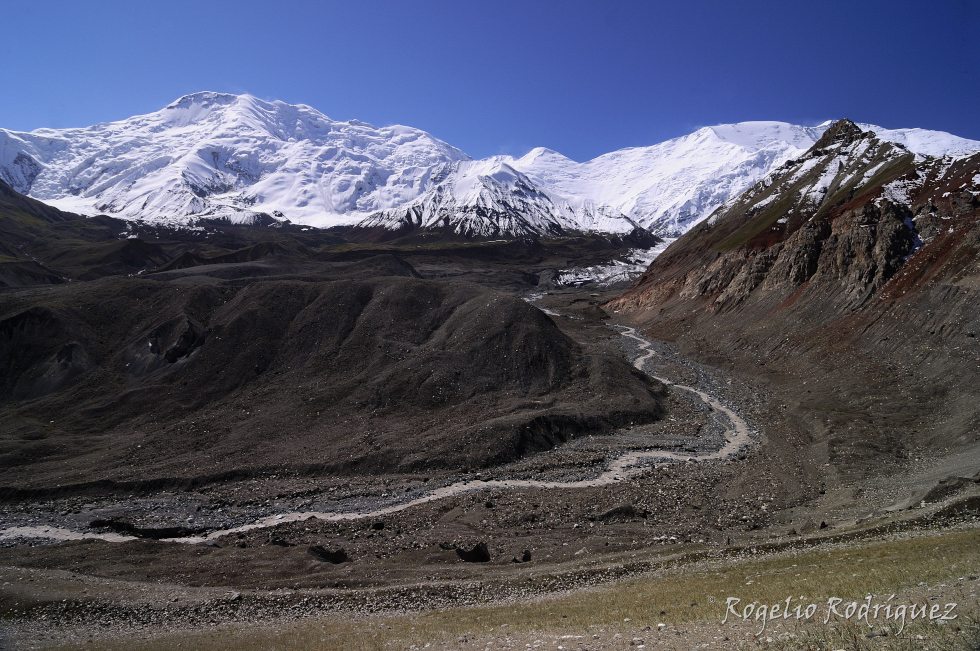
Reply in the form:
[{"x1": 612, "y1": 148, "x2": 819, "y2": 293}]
[{"x1": 3, "y1": 288, "x2": 980, "y2": 650}]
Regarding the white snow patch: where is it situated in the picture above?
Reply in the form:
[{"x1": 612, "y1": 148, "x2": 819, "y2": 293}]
[{"x1": 801, "y1": 160, "x2": 840, "y2": 205}]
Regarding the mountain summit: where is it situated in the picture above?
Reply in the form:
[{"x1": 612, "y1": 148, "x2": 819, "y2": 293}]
[{"x1": 1, "y1": 94, "x2": 978, "y2": 236}]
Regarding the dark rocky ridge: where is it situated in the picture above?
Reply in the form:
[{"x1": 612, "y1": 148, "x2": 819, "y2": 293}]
[{"x1": 608, "y1": 120, "x2": 980, "y2": 476}]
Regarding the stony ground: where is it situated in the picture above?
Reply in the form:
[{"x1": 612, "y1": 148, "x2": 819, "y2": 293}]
[{"x1": 3, "y1": 289, "x2": 980, "y2": 650}]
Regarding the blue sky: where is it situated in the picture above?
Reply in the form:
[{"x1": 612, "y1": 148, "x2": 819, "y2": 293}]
[{"x1": 2, "y1": 0, "x2": 976, "y2": 161}]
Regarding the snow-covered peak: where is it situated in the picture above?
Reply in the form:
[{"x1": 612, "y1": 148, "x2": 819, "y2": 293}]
[
  {"x1": 515, "y1": 147, "x2": 574, "y2": 166},
  {"x1": 159, "y1": 91, "x2": 243, "y2": 126},
  {"x1": 165, "y1": 90, "x2": 239, "y2": 109},
  {"x1": 1, "y1": 92, "x2": 469, "y2": 226},
  {"x1": 359, "y1": 155, "x2": 578, "y2": 238},
  {"x1": 451, "y1": 158, "x2": 526, "y2": 198}
]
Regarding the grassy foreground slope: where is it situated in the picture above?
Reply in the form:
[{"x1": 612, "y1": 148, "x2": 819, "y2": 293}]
[{"x1": 10, "y1": 521, "x2": 978, "y2": 650}]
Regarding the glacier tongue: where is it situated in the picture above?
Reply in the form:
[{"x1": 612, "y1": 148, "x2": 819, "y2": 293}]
[{"x1": 1, "y1": 93, "x2": 978, "y2": 237}]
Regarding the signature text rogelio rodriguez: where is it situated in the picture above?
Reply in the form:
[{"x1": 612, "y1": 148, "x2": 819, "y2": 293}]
[{"x1": 723, "y1": 595, "x2": 957, "y2": 634}]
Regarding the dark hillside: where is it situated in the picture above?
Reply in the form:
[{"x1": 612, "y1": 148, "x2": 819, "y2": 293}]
[{"x1": 0, "y1": 274, "x2": 663, "y2": 493}]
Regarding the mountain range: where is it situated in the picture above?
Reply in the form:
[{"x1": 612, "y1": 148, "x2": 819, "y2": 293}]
[{"x1": 3, "y1": 92, "x2": 978, "y2": 238}]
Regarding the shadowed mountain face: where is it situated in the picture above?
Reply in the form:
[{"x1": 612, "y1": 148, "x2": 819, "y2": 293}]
[
  {"x1": 0, "y1": 177, "x2": 77, "y2": 226},
  {"x1": 0, "y1": 272, "x2": 663, "y2": 492},
  {"x1": 609, "y1": 120, "x2": 980, "y2": 475},
  {"x1": 0, "y1": 177, "x2": 351, "y2": 286}
]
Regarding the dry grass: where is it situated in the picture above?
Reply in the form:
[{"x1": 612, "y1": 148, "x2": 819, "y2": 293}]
[{"x1": 28, "y1": 526, "x2": 980, "y2": 650}]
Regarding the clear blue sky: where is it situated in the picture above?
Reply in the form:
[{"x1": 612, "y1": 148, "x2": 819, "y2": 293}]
[{"x1": 2, "y1": 0, "x2": 976, "y2": 161}]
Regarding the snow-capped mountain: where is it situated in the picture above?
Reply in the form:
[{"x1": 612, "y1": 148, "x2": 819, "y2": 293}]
[
  {"x1": 853, "y1": 123, "x2": 980, "y2": 158},
  {"x1": 357, "y1": 157, "x2": 579, "y2": 238},
  {"x1": 363, "y1": 122, "x2": 834, "y2": 237},
  {"x1": 616, "y1": 116, "x2": 980, "y2": 318},
  {"x1": 1, "y1": 92, "x2": 978, "y2": 237},
  {"x1": 0, "y1": 92, "x2": 469, "y2": 227},
  {"x1": 508, "y1": 122, "x2": 828, "y2": 236}
]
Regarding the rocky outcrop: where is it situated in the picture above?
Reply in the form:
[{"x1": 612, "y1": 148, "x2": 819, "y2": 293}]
[
  {"x1": 308, "y1": 546, "x2": 351, "y2": 564},
  {"x1": 615, "y1": 121, "x2": 921, "y2": 313},
  {"x1": 455, "y1": 542, "x2": 491, "y2": 562}
]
